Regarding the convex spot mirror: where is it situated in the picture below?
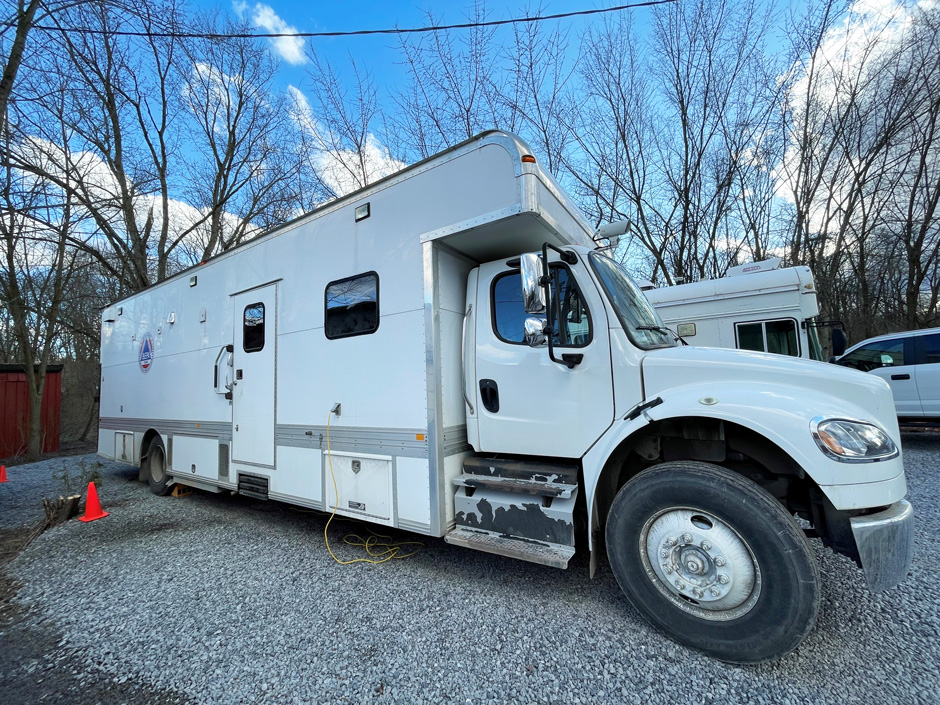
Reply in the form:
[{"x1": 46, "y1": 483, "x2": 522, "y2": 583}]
[
  {"x1": 524, "y1": 317, "x2": 548, "y2": 347},
  {"x1": 520, "y1": 252, "x2": 546, "y2": 314}
]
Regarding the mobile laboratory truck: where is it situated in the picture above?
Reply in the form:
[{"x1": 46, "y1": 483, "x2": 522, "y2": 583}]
[
  {"x1": 99, "y1": 131, "x2": 913, "y2": 663},
  {"x1": 643, "y1": 261, "x2": 836, "y2": 361}
]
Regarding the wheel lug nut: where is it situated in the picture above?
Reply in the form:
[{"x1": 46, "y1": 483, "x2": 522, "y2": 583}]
[
  {"x1": 693, "y1": 588, "x2": 704, "y2": 598},
  {"x1": 681, "y1": 533, "x2": 693, "y2": 545},
  {"x1": 661, "y1": 550, "x2": 669, "y2": 559},
  {"x1": 675, "y1": 580, "x2": 685, "y2": 590},
  {"x1": 718, "y1": 574, "x2": 730, "y2": 585},
  {"x1": 710, "y1": 587, "x2": 720, "y2": 597},
  {"x1": 714, "y1": 556, "x2": 726, "y2": 567},
  {"x1": 701, "y1": 541, "x2": 711, "y2": 551},
  {"x1": 666, "y1": 537, "x2": 677, "y2": 547},
  {"x1": 663, "y1": 565, "x2": 673, "y2": 574}
]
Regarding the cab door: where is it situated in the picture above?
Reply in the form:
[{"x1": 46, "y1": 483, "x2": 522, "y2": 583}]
[{"x1": 472, "y1": 257, "x2": 615, "y2": 458}]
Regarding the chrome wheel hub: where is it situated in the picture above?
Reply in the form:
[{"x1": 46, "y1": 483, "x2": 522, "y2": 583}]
[{"x1": 640, "y1": 508, "x2": 761, "y2": 621}]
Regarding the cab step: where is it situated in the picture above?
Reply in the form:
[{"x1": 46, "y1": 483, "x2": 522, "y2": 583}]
[
  {"x1": 463, "y1": 456, "x2": 578, "y2": 484},
  {"x1": 444, "y1": 527, "x2": 575, "y2": 569},
  {"x1": 453, "y1": 473, "x2": 576, "y2": 498}
]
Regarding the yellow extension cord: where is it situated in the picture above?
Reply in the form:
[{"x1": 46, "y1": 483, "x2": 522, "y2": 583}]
[{"x1": 323, "y1": 411, "x2": 423, "y2": 564}]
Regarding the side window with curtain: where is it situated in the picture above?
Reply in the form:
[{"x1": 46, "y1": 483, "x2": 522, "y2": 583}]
[
  {"x1": 735, "y1": 319, "x2": 799, "y2": 357},
  {"x1": 492, "y1": 266, "x2": 591, "y2": 347}
]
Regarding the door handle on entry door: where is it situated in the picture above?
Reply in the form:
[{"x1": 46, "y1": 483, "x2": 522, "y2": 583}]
[
  {"x1": 479, "y1": 379, "x2": 499, "y2": 413},
  {"x1": 891, "y1": 374, "x2": 910, "y2": 380}
]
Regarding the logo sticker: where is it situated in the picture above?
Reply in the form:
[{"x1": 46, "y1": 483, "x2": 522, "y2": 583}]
[{"x1": 139, "y1": 333, "x2": 155, "y2": 373}]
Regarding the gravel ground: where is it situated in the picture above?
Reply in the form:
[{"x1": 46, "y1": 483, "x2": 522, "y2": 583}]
[{"x1": 1, "y1": 437, "x2": 938, "y2": 705}]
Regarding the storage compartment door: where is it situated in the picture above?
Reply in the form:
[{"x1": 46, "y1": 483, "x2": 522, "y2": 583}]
[{"x1": 324, "y1": 451, "x2": 393, "y2": 526}]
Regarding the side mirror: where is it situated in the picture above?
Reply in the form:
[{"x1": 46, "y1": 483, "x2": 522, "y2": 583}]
[
  {"x1": 520, "y1": 252, "x2": 546, "y2": 314},
  {"x1": 831, "y1": 328, "x2": 847, "y2": 357},
  {"x1": 828, "y1": 356, "x2": 837, "y2": 364},
  {"x1": 524, "y1": 318, "x2": 547, "y2": 347}
]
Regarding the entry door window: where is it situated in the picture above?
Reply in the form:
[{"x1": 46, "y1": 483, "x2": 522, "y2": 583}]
[
  {"x1": 243, "y1": 303, "x2": 265, "y2": 352},
  {"x1": 736, "y1": 319, "x2": 799, "y2": 356}
]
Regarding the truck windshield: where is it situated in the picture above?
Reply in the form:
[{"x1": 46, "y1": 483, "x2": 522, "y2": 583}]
[
  {"x1": 807, "y1": 322, "x2": 825, "y2": 361},
  {"x1": 589, "y1": 253, "x2": 677, "y2": 350}
]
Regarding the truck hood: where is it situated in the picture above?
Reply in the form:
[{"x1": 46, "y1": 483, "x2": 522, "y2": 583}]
[{"x1": 641, "y1": 346, "x2": 899, "y2": 434}]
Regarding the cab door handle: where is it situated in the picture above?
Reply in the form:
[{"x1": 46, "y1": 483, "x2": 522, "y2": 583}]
[
  {"x1": 891, "y1": 374, "x2": 910, "y2": 380},
  {"x1": 479, "y1": 379, "x2": 499, "y2": 413}
]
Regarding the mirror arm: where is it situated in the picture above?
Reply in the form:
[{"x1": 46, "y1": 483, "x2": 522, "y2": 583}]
[{"x1": 541, "y1": 243, "x2": 580, "y2": 369}]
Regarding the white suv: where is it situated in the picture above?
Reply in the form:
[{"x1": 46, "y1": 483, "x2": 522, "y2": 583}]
[{"x1": 831, "y1": 327, "x2": 940, "y2": 419}]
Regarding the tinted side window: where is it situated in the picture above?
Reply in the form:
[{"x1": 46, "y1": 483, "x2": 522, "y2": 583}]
[
  {"x1": 325, "y1": 272, "x2": 379, "y2": 339},
  {"x1": 839, "y1": 339, "x2": 905, "y2": 371},
  {"x1": 243, "y1": 303, "x2": 265, "y2": 352},
  {"x1": 766, "y1": 320, "x2": 799, "y2": 356},
  {"x1": 736, "y1": 322, "x2": 764, "y2": 352},
  {"x1": 735, "y1": 319, "x2": 799, "y2": 356},
  {"x1": 492, "y1": 267, "x2": 591, "y2": 347},
  {"x1": 924, "y1": 334, "x2": 940, "y2": 364}
]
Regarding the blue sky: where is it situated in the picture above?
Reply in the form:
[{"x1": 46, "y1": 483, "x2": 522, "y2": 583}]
[{"x1": 197, "y1": 1, "x2": 661, "y2": 101}]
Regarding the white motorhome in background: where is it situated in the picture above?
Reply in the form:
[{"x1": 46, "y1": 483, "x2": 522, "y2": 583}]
[
  {"x1": 98, "y1": 131, "x2": 911, "y2": 664},
  {"x1": 643, "y1": 261, "x2": 844, "y2": 360}
]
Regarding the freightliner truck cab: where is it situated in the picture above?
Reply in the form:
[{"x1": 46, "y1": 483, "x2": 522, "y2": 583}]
[{"x1": 452, "y1": 241, "x2": 913, "y2": 663}]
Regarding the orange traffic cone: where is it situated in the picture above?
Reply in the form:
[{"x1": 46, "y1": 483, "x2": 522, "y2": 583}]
[
  {"x1": 79, "y1": 481, "x2": 109, "y2": 522},
  {"x1": 0, "y1": 465, "x2": 7, "y2": 483}
]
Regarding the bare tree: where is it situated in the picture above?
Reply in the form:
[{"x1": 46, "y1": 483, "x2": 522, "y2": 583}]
[
  {"x1": 0, "y1": 119, "x2": 83, "y2": 459},
  {"x1": 391, "y1": 1, "x2": 506, "y2": 159},
  {"x1": 182, "y1": 13, "x2": 315, "y2": 259}
]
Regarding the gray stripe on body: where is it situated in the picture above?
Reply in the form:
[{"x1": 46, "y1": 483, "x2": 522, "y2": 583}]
[
  {"x1": 442, "y1": 425, "x2": 471, "y2": 457},
  {"x1": 277, "y1": 424, "x2": 429, "y2": 458},
  {"x1": 100, "y1": 417, "x2": 232, "y2": 441}
]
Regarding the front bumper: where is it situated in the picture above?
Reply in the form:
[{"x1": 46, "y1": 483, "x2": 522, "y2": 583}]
[{"x1": 850, "y1": 500, "x2": 914, "y2": 592}]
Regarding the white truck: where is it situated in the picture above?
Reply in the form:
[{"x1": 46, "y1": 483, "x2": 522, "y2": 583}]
[
  {"x1": 643, "y1": 262, "x2": 846, "y2": 361},
  {"x1": 98, "y1": 131, "x2": 913, "y2": 663}
]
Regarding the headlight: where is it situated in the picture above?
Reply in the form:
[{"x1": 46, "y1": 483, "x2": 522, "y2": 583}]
[{"x1": 811, "y1": 417, "x2": 899, "y2": 462}]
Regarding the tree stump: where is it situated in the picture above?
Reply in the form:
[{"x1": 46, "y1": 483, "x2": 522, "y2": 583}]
[{"x1": 41, "y1": 495, "x2": 81, "y2": 529}]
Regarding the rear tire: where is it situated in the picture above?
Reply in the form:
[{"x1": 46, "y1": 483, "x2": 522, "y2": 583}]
[
  {"x1": 144, "y1": 437, "x2": 174, "y2": 496},
  {"x1": 605, "y1": 460, "x2": 819, "y2": 663}
]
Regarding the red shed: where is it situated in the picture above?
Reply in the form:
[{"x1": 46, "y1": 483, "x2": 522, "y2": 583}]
[{"x1": 0, "y1": 364, "x2": 62, "y2": 458}]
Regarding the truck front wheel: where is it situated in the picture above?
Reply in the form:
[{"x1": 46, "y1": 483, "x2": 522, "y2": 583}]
[{"x1": 605, "y1": 461, "x2": 819, "y2": 663}]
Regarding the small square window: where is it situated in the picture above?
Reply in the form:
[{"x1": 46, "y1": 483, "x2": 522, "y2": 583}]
[
  {"x1": 243, "y1": 302, "x2": 265, "y2": 352},
  {"x1": 325, "y1": 272, "x2": 379, "y2": 339}
]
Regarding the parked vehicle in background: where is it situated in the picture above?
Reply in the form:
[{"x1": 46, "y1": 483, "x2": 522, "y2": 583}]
[
  {"x1": 98, "y1": 131, "x2": 912, "y2": 664},
  {"x1": 643, "y1": 261, "x2": 846, "y2": 361},
  {"x1": 831, "y1": 327, "x2": 940, "y2": 420}
]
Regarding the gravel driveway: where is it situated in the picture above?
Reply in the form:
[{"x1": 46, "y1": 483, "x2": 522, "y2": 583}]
[{"x1": 1, "y1": 435, "x2": 938, "y2": 705}]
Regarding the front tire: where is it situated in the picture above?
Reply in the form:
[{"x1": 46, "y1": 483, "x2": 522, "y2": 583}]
[
  {"x1": 605, "y1": 461, "x2": 819, "y2": 663},
  {"x1": 144, "y1": 437, "x2": 174, "y2": 496}
]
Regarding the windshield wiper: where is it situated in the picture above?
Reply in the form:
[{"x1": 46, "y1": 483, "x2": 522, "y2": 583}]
[{"x1": 637, "y1": 325, "x2": 688, "y2": 346}]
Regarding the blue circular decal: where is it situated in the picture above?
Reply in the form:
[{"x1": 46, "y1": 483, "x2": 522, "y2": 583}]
[{"x1": 139, "y1": 333, "x2": 155, "y2": 373}]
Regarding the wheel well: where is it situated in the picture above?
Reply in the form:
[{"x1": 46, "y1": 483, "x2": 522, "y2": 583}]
[
  {"x1": 138, "y1": 429, "x2": 163, "y2": 482},
  {"x1": 592, "y1": 417, "x2": 816, "y2": 546}
]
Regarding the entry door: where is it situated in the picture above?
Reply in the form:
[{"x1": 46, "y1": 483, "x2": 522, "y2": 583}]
[
  {"x1": 473, "y1": 260, "x2": 615, "y2": 458},
  {"x1": 232, "y1": 284, "x2": 277, "y2": 467}
]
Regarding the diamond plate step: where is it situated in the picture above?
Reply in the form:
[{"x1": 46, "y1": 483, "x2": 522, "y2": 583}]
[{"x1": 444, "y1": 527, "x2": 575, "y2": 569}]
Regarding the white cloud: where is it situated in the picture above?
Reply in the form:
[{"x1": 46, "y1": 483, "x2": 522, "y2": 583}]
[
  {"x1": 775, "y1": 0, "x2": 915, "y2": 230},
  {"x1": 233, "y1": 1, "x2": 306, "y2": 65},
  {"x1": 287, "y1": 85, "x2": 407, "y2": 198}
]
